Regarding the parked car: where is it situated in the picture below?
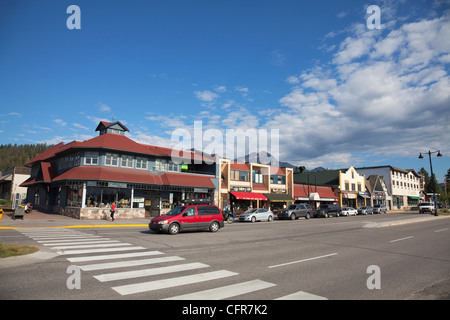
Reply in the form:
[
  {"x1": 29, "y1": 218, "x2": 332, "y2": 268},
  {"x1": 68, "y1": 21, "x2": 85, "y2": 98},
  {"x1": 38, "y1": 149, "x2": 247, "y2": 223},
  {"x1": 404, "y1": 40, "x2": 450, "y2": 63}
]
[
  {"x1": 239, "y1": 208, "x2": 274, "y2": 222},
  {"x1": 373, "y1": 204, "x2": 387, "y2": 214},
  {"x1": 358, "y1": 206, "x2": 373, "y2": 215},
  {"x1": 149, "y1": 205, "x2": 224, "y2": 235},
  {"x1": 314, "y1": 204, "x2": 341, "y2": 218},
  {"x1": 419, "y1": 202, "x2": 434, "y2": 214},
  {"x1": 278, "y1": 203, "x2": 313, "y2": 220},
  {"x1": 341, "y1": 207, "x2": 357, "y2": 216}
]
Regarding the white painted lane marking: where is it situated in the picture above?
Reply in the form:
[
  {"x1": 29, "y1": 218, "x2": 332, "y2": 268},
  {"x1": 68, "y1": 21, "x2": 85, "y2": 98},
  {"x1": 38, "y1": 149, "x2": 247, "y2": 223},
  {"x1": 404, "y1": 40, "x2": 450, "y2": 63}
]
[
  {"x1": 389, "y1": 236, "x2": 414, "y2": 243},
  {"x1": 268, "y1": 253, "x2": 338, "y2": 269},
  {"x1": 94, "y1": 262, "x2": 209, "y2": 282},
  {"x1": 50, "y1": 243, "x2": 132, "y2": 250},
  {"x1": 275, "y1": 291, "x2": 328, "y2": 300},
  {"x1": 112, "y1": 270, "x2": 238, "y2": 296},
  {"x1": 79, "y1": 256, "x2": 185, "y2": 271},
  {"x1": 57, "y1": 246, "x2": 146, "y2": 255},
  {"x1": 163, "y1": 279, "x2": 276, "y2": 300},
  {"x1": 66, "y1": 251, "x2": 163, "y2": 263},
  {"x1": 41, "y1": 240, "x2": 119, "y2": 246},
  {"x1": 434, "y1": 228, "x2": 449, "y2": 233}
]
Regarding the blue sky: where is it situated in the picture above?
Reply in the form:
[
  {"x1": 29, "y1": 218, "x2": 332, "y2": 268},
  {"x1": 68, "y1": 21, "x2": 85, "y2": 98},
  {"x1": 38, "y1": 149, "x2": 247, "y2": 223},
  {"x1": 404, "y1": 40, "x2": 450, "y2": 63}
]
[{"x1": 0, "y1": 0, "x2": 449, "y2": 182}]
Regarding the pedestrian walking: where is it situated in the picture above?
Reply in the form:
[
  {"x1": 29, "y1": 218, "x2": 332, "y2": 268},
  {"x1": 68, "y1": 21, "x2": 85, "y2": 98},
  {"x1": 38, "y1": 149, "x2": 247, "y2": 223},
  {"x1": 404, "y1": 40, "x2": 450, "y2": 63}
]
[{"x1": 110, "y1": 202, "x2": 116, "y2": 221}]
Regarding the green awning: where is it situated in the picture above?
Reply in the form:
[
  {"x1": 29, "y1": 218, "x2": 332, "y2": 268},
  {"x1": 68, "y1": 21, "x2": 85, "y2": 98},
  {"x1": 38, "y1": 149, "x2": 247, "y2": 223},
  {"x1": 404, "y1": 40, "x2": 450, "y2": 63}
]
[
  {"x1": 264, "y1": 193, "x2": 294, "y2": 202},
  {"x1": 408, "y1": 196, "x2": 421, "y2": 200}
]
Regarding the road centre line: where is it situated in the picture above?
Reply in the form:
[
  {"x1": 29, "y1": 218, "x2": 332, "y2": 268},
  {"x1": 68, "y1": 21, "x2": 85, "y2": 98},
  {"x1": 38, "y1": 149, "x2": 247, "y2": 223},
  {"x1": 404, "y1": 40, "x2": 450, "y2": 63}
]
[
  {"x1": 268, "y1": 253, "x2": 338, "y2": 269},
  {"x1": 434, "y1": 228, "x2": 449, "y2": 233},
  {"x1": 389, "y1": 236, "x2": 414, "y2": 243}
]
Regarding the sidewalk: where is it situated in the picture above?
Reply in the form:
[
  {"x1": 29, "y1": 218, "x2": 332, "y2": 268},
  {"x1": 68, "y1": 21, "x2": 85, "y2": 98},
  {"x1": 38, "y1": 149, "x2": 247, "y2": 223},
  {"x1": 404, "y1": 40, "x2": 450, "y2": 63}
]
[{"x1": 0, "y1": 209, "x2": 151, "y2": 229}]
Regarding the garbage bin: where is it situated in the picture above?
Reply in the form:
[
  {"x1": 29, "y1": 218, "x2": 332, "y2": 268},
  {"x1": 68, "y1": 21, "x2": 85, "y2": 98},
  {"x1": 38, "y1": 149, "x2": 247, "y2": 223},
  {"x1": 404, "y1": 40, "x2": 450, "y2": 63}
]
[{"x1": 13, "y1": 206, "x2": 25, "y2": 220}]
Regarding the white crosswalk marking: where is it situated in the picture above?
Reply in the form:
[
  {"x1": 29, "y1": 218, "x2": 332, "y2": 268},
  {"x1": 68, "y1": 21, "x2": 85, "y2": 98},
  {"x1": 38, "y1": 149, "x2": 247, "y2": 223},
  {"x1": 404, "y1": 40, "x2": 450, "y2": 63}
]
[
  {"x1": 17, "y1": 228, "x2": 328, "y2": 300},
  {"x1": 94, "y1": 262, "x2": 209, "y2": 282},
  {"x1": 66, "y1": 250, "x2": 164, "y2": 263},
  {"x1": 275, "y1": 291, "x2": 328, "y2": 300},
  {"x1": 163, "y1": 279, "x2": 276, "y2": 300},
  {"x1": 41, "y1": 240, "x2": 120, "y2": 246},
  {"x1": 112, "y1": 270, "x2": 239, "y2": 296},
  {"x1": 78, "y1": 255, "x2": 185, "y2": 271},
  {"x1": 57, "y1": 246, "x2": 147, "y2": 255}
]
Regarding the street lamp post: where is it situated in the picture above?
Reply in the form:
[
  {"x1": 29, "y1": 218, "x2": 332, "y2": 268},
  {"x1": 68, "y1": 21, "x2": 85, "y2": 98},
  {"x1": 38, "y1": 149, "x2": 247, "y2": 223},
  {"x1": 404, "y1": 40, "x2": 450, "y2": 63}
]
[{"x1": 419, "y1": 150, "x2": 443, "y2": 216}]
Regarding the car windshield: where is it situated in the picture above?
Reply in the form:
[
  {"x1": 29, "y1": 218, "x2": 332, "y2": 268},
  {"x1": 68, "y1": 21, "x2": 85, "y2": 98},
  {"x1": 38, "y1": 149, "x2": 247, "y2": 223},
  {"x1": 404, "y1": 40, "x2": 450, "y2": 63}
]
[
  {"x1": 420, "y1": 203, "x2": 432, "y2": 206},
  {"x1": 288, "y1": 205, "x2": 296, "y2": 209},
  {"x1": 165, "y1": 206, "x2": 186, "y2": 216}
]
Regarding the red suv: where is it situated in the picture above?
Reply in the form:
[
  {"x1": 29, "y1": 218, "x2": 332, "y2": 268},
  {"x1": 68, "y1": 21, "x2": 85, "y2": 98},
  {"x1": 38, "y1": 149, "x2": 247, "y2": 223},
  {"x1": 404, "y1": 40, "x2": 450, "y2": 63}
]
[{"x1": 149, "y1": 205, "x2": 224, "y2": 235}]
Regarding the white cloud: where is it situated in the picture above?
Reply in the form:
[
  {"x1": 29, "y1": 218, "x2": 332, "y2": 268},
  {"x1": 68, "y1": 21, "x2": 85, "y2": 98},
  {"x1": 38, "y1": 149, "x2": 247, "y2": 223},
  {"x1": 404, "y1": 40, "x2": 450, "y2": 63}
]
[
  {"x1": 98, "y1": 103, "x2": 111, "y2": 113},
  {"x1": 194, "y1": 90, "x2": 219, "y2": 102},
  {"x1": 53, "y1": 119, "x2": 67, "y2": 127},
  {"x1": 278, "y1": 10, "x2": 450, "y2": 169}
]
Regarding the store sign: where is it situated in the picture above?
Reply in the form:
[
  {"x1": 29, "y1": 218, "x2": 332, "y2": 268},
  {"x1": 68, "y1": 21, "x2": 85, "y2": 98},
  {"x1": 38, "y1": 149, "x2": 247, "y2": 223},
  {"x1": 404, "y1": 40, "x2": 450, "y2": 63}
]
[
  {"x1": 108, "y1": 182, "x2": 127, "y2": 189},
  {"x1": 231, "y1": 186, "x2": 251, "y2": 192},
  {"x1": 194, "y1": 188, "x2": 209, "y2": 193}
]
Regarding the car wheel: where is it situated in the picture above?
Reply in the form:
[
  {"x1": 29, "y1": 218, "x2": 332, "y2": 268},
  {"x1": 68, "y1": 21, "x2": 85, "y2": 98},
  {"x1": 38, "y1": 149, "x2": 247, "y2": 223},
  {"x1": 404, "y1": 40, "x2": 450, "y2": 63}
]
[
  {"x1": 209, "y1": 221, "x2": 220, "y2": 232},
  {"x1": 168, "y1": 223, "x2": 180, "y2": 235},
  {"x1": 251, "y1": 216, "x2": 256, "y2": 223},
  {"x1": 268, "y1": 215, "x2": 273, "y2": 222},
  {"x1": 305, "y1": 213, "x2": 311, "y2": 220},
  {"x1": 290, "y1": 213, "x2": 296, "y2": 220}
]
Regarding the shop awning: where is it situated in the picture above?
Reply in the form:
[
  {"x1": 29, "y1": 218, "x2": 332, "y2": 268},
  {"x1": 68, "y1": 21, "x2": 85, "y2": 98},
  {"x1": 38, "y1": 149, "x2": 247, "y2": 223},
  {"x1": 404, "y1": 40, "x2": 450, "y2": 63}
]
[
  {"x1": 408, "y1": 196, "x2": 422, "y2": 200},
  {"x1": 264, "y1": 193, "x2": 294, "y2": 202},
  {"x1": 231, "y1": 192, "x2": 267, "y2": 201}
]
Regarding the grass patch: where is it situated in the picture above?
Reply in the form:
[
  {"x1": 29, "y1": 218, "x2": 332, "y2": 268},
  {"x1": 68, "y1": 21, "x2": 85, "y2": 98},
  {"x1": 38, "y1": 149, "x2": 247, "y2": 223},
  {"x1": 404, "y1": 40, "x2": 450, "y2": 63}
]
[
  {"x1": 438, "y1": 209, "x2": 450, "y2": 216},
  {"x1": 0, "y1": 242, "x2": 39, "y2": 258}
]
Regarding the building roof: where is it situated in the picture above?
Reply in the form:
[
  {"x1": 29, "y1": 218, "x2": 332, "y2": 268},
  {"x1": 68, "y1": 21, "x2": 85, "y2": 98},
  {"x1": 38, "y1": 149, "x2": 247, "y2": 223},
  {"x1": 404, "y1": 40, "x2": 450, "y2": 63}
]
[
  {"x1": 25, "y1": 133, "x2": 214, "y2": 166},
  {"x1": 294, "y1": 183, "x2": 338, "y2": 200},
  {"x1": 24, "y1": 166, "x2": 216, "y2": 189}
]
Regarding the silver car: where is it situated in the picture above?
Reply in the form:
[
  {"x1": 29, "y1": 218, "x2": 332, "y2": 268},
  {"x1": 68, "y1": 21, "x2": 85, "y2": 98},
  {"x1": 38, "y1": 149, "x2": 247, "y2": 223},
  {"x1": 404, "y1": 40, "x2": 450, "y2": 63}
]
[
  {"x1": 239, "y1": 208, "x2": 274, "y2": 222},
  {"x1": 358, "y1": 206, "x2": 373, "y2": 215}
]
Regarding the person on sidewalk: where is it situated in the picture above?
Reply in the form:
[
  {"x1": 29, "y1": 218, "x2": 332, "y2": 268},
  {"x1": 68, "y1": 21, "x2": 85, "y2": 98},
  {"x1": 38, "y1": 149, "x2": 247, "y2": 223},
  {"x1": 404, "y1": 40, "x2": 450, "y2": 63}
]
[{"x1": 110, "y1": 202, "x2": 116, "y2": 222}]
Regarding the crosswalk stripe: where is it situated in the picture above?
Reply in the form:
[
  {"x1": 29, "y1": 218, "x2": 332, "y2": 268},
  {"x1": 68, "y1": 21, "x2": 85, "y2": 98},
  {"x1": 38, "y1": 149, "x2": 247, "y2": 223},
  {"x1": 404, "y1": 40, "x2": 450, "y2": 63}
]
[
  {"x1": 66, "y1": 251, "x2": 164, "y2": 263},
  {"x1": 41, "y1": 240, "x2": 119, "y2": 246},
  {"x1": 163, "y1": 279, "x2": 276, "y2": 300},
  {"x1": 50, "y1": 243, "x2": 132, "y2": 250},
  {"x1": 27, "y1": 235, "x2": 102, "y2": 240},
  {"x1": 94, "y1": 262, "x2": 209, "y2": 282},
  {"x1": 112, "y1": 270, "x2": 238, "y2": 296},
  {"x1": 79, "y1": 256, "x2": 185, "y2": 271},
  {"x1": 275, "y1": 291, "x2": 328, "y2": 300},
  {"x1": 57, "y1": 246, "x2": 146, "y2": 255},
  {"x1": 37, "y1": 237, "x2": 106, "y2": 244}
]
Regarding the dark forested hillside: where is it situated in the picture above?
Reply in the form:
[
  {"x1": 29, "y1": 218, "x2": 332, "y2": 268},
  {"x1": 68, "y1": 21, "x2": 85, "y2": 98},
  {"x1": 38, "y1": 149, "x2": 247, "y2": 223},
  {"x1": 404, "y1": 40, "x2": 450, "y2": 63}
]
[{"x1": 0, "y1": 144, "x2": 50, "y2": 171}]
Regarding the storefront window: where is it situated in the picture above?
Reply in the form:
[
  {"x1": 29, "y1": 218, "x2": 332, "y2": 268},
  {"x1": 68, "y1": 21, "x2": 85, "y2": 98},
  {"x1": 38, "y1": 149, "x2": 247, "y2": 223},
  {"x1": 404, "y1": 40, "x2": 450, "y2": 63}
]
[
  {"x1": 85, "y1": 187, "x2": 131, "y2": 208},
  {"x1": 67, "y1": 186, "x2": 82, "y2": 207}
]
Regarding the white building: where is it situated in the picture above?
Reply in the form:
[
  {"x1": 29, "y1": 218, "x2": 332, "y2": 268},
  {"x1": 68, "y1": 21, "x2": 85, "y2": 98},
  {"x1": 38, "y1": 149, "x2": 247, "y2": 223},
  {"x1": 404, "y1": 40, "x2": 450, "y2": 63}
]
[{"x1": 356, "y1": 166, "x2": 422, "y2": 210}]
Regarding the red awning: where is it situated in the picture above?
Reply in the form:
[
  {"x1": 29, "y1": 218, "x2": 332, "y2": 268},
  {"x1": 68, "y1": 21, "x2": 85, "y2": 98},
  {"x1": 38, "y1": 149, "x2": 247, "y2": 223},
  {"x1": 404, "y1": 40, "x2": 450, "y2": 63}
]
[{"x1": 231, "y1": 192, "x2": 267, "y2": 201}]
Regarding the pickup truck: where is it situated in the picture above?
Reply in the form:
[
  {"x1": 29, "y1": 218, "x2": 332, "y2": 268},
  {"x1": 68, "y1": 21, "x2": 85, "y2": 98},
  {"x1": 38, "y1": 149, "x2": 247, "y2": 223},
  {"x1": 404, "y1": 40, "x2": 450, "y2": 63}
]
[{"x1": 419, "y1": 202, "x2": 434, "y2": 214}]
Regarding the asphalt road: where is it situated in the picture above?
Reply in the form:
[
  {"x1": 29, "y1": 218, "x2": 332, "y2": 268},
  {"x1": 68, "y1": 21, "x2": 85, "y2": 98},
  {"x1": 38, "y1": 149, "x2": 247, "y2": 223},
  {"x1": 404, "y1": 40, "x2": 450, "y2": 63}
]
[{"x1": 1, "y1": 212, "x2": 449, "y2": 301}]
